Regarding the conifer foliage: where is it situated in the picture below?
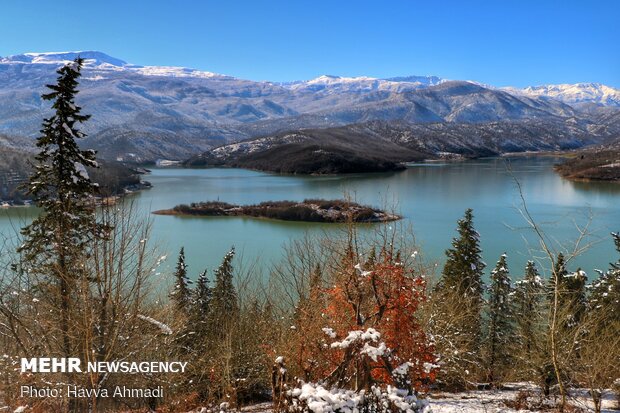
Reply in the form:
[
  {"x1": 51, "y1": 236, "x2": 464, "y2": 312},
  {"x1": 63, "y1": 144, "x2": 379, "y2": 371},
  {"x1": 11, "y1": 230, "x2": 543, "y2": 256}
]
[
  {"x1": 549, "y1": 253, "x2": 587, "y2": 330},
  {"x1": 19, "y1": 57, "x2": 108, "y2": 358},
  {"x1": 485, "y1": 253, "x2": 514, "y2": 385},
  {"x1": 432, "y1": 208, "x2": 486, "y2": 387},
  {"x1": 171, "y1": 247, "x2": 193, "y2": 312},
  {"x1": 513, "y1": 260, "x2": 546, "y2": 379},
  {"x1": 440, "y1": 208, "x2": 486, "y2": 300},
  {"x1": 21, "y1": 57, "x2": 105, "y2": 262},
  {"x1": 194, "y1": 269, "x2": 212, "y2": 321},
  {"x1": 211, "y1": 247, "x2": 239, "y2": 322},
  {"x1": 589, "y1": 232, "x2": 620, "y2": 321}
]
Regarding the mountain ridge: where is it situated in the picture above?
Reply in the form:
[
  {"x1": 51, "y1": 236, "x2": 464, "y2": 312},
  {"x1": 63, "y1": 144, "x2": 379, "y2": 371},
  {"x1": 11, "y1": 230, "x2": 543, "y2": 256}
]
[
  {"x1": 1, "y1": 51, "x2": 619, "y2": 163},
  {"x1": 184, "y1": 119, "x2": 603, "y2": 174}
]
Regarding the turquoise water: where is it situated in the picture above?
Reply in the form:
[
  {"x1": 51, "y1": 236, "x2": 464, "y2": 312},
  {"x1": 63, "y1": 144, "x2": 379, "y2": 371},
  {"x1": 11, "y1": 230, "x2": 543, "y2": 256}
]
[{"x1": 1, "y1": 157, "x2": 619, "y2": 282}]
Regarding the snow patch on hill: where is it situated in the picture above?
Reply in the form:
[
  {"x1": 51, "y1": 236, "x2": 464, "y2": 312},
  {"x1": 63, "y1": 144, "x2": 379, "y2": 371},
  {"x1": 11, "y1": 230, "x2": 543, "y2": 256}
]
[
  {"x1": 287, "y1": 74, "x2": 443, "y2": 93},
  {"x1": 507, "y1": 83, "x2": 620, "y2": 107}
]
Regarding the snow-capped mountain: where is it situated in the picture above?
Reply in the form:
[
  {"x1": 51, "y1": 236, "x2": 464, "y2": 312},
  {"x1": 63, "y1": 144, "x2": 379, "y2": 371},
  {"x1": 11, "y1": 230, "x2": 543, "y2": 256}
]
[
  {"x1": 0, "y1": 51, "x2": 128, "y2": 66},
  {"x1": 0, "y1": 51, "x2": 618, "y2": 161},
  {"x1": 506, "y1": 83, "x2": 620, "y2": 107},
  {"x1": 285, "y1": 74, "x2": 444, "y2": 94},
  {"x1": 0, "y1": 51, "x2": 230, "y2": 79}
]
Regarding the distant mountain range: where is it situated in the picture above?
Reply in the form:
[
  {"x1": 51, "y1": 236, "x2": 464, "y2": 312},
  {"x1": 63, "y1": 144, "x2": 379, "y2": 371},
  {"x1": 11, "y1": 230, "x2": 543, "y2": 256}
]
[{"x1": 1, "y1": 51, "x2": 619, "y2": 163}]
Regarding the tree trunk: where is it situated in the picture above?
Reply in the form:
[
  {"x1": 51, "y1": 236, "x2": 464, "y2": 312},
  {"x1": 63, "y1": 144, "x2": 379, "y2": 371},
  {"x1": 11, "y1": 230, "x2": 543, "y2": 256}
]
[
  {"x1": 550, "y1": 269, "x2": 566, "y2": 411},
  {"x1": 592, "y1": 390, "x2": 601, "y2": 413}
]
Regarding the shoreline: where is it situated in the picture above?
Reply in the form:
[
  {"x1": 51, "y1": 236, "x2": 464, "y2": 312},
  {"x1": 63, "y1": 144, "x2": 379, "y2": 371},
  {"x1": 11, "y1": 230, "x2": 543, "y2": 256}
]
[{"x1": 0, "y1": 181, "x2": 152, "y2": 208}]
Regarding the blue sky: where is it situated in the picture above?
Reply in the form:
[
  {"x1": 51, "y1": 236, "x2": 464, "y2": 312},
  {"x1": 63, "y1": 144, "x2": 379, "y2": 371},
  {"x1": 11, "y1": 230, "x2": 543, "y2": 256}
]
[{"x1": 1, "y1": 0, "x2": 618, "y2": 87}]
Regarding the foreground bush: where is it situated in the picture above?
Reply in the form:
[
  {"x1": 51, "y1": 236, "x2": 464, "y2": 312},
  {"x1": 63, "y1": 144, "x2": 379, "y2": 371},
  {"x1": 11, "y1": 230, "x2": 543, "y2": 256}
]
[{"x1": 288, "y1": 382, "x2": 430, "y2": 413}]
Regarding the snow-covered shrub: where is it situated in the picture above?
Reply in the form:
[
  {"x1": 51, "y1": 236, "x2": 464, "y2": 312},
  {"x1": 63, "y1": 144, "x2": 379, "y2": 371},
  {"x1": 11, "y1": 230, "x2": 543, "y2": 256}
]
[{"x1": 287, "y1": 382, "x2": 431, "y2": 413}]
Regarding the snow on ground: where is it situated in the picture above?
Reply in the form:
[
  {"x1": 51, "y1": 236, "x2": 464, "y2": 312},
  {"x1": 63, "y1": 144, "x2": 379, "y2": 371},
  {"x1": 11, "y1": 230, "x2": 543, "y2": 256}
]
[
  {"x1": 428, "y1": 384, "x2": 617, "y2": 412},
  {"x1": 182, "y1": 384, "x2": 617, "y2": 413}
]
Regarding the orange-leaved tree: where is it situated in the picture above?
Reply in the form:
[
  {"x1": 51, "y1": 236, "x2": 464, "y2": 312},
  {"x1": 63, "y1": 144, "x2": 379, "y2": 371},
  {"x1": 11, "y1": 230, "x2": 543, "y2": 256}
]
[{"x1": 294, "y1": 246, "x2": 437, "y2": 393}]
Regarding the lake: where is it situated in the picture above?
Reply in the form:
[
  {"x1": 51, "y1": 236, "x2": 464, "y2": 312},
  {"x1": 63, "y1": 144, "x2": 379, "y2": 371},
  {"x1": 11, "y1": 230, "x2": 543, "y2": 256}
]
[{"x1": 1, "y1": 157, "x2": 619, "y2": 282}]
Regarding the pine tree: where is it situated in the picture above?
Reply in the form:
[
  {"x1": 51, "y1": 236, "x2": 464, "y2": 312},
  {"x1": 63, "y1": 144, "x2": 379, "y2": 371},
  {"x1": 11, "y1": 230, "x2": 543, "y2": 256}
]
[
  {"x1": 211, "y1": 247, "x2": 238, "y2": 329},
  {"x1": 438, "y1": 209, "x2": 485, "y2": 340},
  {"x1": 548, "y1": 253, "x2": 568, "y2": 303},
  {"x1": 485, "y1": 253, "x2": 514, "y2": 385},
  {"x1": 19, "y1": 57, "x2": 108, "y2": 358},
  {"x1": 170, "y1": 247, "x2": 192, "y2": 313},
  {"x1": 562, "y1": 268, "x2": 587, "y2": 328},
  {"x1": 549, "y1": 254, "x2": 587, "y2": 329},
  {"x1": 513, "y1": 261, "x2": 545, "y2": 362},
  {"x1": 181, "y1": 270, "x2": 213, "y2": 360},
  {"x1": 432, "y1": 209, "x2": 486, "y2": 387},
  {"x1": 440, "y1": 209, "x2": 486, "y2": 299},
  {"x1": 589, "y1": 232, "x2": 620, "y2": 321},
  {"x1": 194, "y1": 269, "x2": 212, "y2": 321},
  {"x1": 207, "y1": 247, "x2": 239, "y2": 392}
]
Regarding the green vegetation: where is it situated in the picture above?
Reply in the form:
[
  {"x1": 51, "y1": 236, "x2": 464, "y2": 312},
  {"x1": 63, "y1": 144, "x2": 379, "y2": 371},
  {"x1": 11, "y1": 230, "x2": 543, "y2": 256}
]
[
  {"x1": 431, "y1": 208, "x2": 486, "y2": 388},
  {"x1": 485, "y1": 254, "x2": 515, "y2": 385}
]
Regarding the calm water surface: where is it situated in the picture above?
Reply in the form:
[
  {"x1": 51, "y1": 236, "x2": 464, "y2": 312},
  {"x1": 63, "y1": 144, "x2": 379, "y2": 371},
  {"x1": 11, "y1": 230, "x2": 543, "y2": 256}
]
[{"x1": 1, "y1": 157, "x2": 619, "y2": 281}]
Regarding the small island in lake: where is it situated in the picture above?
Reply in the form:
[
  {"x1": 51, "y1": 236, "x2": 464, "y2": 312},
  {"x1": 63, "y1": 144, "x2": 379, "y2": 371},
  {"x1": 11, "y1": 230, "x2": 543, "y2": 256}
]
[{"x1": 153, "y1": 199, "x2": 400, "y2": 223}]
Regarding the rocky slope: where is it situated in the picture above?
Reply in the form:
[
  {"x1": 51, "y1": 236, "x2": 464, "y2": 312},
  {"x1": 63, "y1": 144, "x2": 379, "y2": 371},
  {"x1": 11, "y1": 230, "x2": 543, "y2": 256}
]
[
  {"x1": 185, "y1": 119, "x2": 602, "y2": 174},
  {"x1": 555, "y1": 133, "x2": 620, "y2": 181},
  {"x1": 1, "y1": 51, "x2": 618, "y2": 162},
  {"x1": 0, "y1": 144, "x2": 149, "y2": 203}
]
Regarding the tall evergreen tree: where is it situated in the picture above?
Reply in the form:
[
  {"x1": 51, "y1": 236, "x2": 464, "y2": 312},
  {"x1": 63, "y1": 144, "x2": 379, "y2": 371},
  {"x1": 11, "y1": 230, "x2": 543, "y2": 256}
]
[
  {"x1": 19, "y1": 57, "x2": 107, "y2": 358},
  {"x1": 513, "y1": 261, "x2": 545, "y2": 360},
  {"x1": 513, "y1": 260, "x2": 551, "y2": 389},
  {"x1": 211, "y1": 247, "x2": 238, "y2": 327},
  {"x1": 562, "y1": 269, "x2": 587, "y2": 328},
  {"x1": 485, "y1": 254, "x2": 514, "y2": 385},
  {"x1": 549, "y1": 254, "x2": 587, "y2": 329},
  {"x1": 194, "y1": 269, "x2": 212, "y2": 321},
  {"x1": 439, "y1": 209, "x2": 485, "y2": 338},
  {"x1": 432, "y1": 209, "x2": 486, "y2": 386},
  {"x1": 440, "y1": 209, "x2": 486, "y2": 299},
  {"x1": 170, "y1": 247, "x2": 192, "y2": 313}
]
